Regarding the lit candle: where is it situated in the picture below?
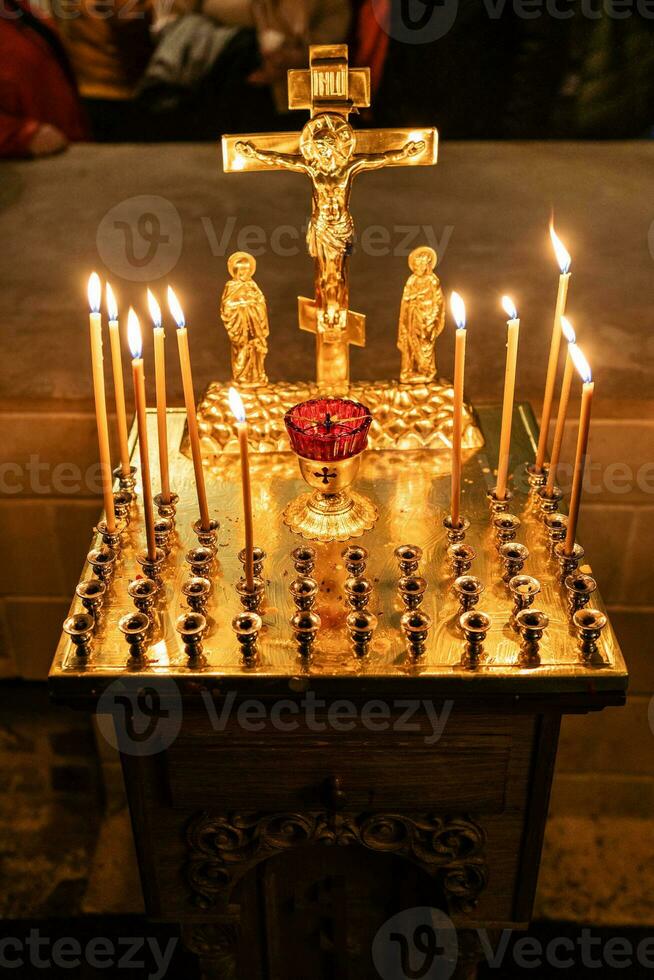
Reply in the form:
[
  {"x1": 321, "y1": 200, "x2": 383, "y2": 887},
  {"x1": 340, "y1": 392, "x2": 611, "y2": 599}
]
[
  {"x1": 450, "y1": 291, "x2": 467, "y2": 527},
  {"x1": 228, "y1": 387, "x2": 254, "y2": 590},
  {"x1": 168, "y1": 287, "x2": 211, "y2": 531},
  {"x1": 106, "y1": 283, "x2": 131, "y2": 478},
  {"x1": 87, "y1": 273, "x2": 116, "y2": 534},
  {"x1": 127, "y1": 309, "x2": 157, "y2": 561},
  {"x1": 545, "y1": 317, "x2": 576, "y2": 496},
  {"x1": 496, "y1": 296, "x2": 520, "y2": 500},
  {"x1": 535, "y1": 223, "x2": 572, "y2": 472},
  {"x1": 147, "y1": 290, "x2": 171, "y2": 504},
  {"x1": 564, "y1": 345, "x2": 594, "y2": 554}
]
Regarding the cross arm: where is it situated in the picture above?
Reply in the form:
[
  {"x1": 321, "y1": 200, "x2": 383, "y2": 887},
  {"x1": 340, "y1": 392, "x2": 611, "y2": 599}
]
[{"x1": 222, "y1": 128, "x2": 438, "y2": 174}]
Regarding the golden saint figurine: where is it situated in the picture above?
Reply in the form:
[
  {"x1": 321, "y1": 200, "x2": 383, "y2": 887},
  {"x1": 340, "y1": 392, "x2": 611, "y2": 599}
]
[
  {"x1": 221, "y1": 252, "x2": 269, "y2": 387},
  {"x1": 397, "y1": 246, "x2": 445, "y2": 384}
]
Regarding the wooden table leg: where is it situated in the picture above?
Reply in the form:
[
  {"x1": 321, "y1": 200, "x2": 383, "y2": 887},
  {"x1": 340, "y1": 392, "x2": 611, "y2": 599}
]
[{"x1": 182, "y1": 920, "x2": 240, "y2": 980}]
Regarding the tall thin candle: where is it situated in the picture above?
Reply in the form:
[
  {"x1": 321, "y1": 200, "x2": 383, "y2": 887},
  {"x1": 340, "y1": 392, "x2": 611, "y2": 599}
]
[
  {"x1": 450, "y1": 292, "x2": 467, "y2": 527},
  {"x1": 535, "y1": 224, "x2": 571, "y2": 472},
  {"x1": 564, "y1": 345, "x2": 594, "y2": 554},
  {"x1": 496, "y1": 296, "x2": 520, "y2": 500},
  {"x1": 87, "y1": 273, "x2": 116, "y2": 534},
  {"x1": 106, "y1": 283, "x2": 131, "y2": 478},
  {"x1": 545, "y1": 317, "x2": 576, "y2": 496},
  {"x1": 147, "y1": 290, "x2": 171, "y2": 504},
  {"x1": 229, "y1": 387, "x2": 254, "y2": 590},
  {"x1": 127, "y1": 309, "x2": 157, "y2": 561},
  {"x1": 168, "y1": 287, "x2": 211, "y2": 531}
]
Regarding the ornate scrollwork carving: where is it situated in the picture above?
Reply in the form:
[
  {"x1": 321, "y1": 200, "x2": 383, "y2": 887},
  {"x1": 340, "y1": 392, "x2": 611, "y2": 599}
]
[{"x1": 186, "y1": 810, "x2": 487, "y2": 914}]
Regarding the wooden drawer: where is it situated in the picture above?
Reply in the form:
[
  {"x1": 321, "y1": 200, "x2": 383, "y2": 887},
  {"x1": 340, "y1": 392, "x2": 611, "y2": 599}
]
[{"x1": 165, "y1": 730, "x2": 511, "y2": 813}]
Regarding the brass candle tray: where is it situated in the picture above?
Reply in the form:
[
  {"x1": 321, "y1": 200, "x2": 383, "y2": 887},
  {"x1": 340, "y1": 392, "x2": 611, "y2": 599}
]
[{"x1": 50, "y1": 406, "x2": 627, "y2": 701}]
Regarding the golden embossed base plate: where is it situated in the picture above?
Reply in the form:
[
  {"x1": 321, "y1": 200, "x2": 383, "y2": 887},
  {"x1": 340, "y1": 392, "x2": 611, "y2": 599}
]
[
  {"x1": 49, "y1": 406, "x2": 627, "y2": 701},
  {"x1": 197, "y1": 379, "x2": 484, "y2": 456}
]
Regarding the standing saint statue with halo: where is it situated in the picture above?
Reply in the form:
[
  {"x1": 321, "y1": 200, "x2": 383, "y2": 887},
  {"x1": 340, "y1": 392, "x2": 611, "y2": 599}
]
[{"x1": 220, "y1": 251, "x2": 270, "y2": 388}]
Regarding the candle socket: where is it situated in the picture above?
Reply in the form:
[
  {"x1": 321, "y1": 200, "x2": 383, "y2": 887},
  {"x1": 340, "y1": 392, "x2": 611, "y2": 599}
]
[
  {"x1": 63, "y1": 613, "x2": 94, "y2": 658},
  {"x1": 398, "y1": 575, "x2": 428, "y2": 610},
  {"x1": 346, "y1": 609, "x2": 377, "y2": 658},
  {"x1": 154, "y1": 517, "x2": 175, "y2": 555},
  {"x1": 127, "y1": 577, "x2": 159, "y2": 615},
  {"x1": 509, "y1": 575, "x2": 541, "y2": 628},
  {"x1": 394, "y1": 544, "x2": 423, "y2": 576},
  {"x1": 176, "y1": 611, "x2": 207, "y2": 660},
  {"x1": 537, "y1": 486, "x2": 564, "y2": 519},
  {"x1": 136, "y1": 548, "x2": 166, "y2": 584},
  {"x1": 573, "y1": 607, "x2": 607, "y2": 660},
  {"x1": 291, "y1": 609, "x2": 321, "y2": 659},
  {"x1": 453, "y1": 575, "x2": 485, "y2": 614},
  {"x1": 443, "y1": 516, "x2": 470, "y2": 544},
  {"x1": 232, "y1": 611, "x2": 263, "y2": 664},
  {"x1": 459, "y1": 610, "x2": 491, "y2": 668},
  {"x1": 544, "y1": 513, "x2": 568, "y2": 556},
  {"x1": 525, "y1": 462, "x2": 548, "y2": 490},
  {"x1": 182, "y1": 576, "x2": 212, "y2": 613},
  {"x1": 487, "y1": 487, "x2": 513, "y2": 515},
  {"x1": 292, "y1": 546, "x2": 317, "y2": 576},
  {"x1": 87, "y1": 546, "x2": 117, "y2": 583},
  {"x1": 113, "y1": 491, "x2": 133, "y2": 525},
  {"x1": 493, "y1": 513, "x2": 521, "y2": 549},
  {"x1": 554, "y1": 542, "x2": 585, "y2": 581},
  {"x1": 565, "y1": 572, "x2": 597, "y2": 616},
  {"x1": 499, "y1": 542, "x2": 529, "y2": 582},
  {"x1": 342, "y1": 545, "x2": 369, "y2": 578},
  {"x1": 118, "y1": 611, "x2": 150, "y2": 660},
  {"x1": 154, "y1": 492, "x2": 179, "y2": 521},
  {"x1": 76, "y1": 579, "x2": 106, "y2": 619},
  {"x1": 289, "y1": 576, "x2": 319, "y2": 611},
  {"x1": 185, "y1": 546, "x2": 214, "y2": 578},
  {"x1": 400, "y1": 609, "x2": 432, "y2": 659},
  {"x1": 239, "y1": 547, "x2": 266, "y2": 580},
  {"x1": 447, "y1": 543, "x2": 476, "y2": 577},
  {"x1": 516, "y1": 608, "x2": 549, "y2": 665},
  {"x1": 236, "y1": 576, "x2": 265, "y2": 612},
  {"x1": 193, "y1": 518, "x2": 220, "y2": 549},
  {"x1": 94, "y1": 521, "x2": 124, "y2": 551},
  {"x1": 114, "y1": 464, "x2": 137, "y2": 495},
  {"x1": 344, "y1": 575, "x2": 373, "y2": 611}
]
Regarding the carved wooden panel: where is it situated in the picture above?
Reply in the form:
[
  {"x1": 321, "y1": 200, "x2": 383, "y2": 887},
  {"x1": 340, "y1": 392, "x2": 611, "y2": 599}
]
[{"x1": 186, "y1": 810, "x2": 488, "y2": 915}]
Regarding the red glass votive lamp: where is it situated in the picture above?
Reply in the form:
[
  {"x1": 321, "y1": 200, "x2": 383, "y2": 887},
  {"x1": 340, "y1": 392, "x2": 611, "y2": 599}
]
[
  {"x1": 285, "y1": 398, "x2": 372, "y2": 462},
  {"x1": 283, "y1": 398, "x2": 378, "y2": 542}
]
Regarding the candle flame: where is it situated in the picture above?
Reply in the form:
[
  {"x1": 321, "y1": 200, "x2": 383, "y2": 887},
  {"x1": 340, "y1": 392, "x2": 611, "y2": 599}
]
[
  {"x1": 167, "y1": 286, "x2": 185, "y2": 328},
  {"x1": 127, "y1": 308, "x2": 143, "y2": 360},
  {"x1": 561, "y1": 315, "x2": 576, "y2": 344},
  {"x1": 570, "y1": 343, "x2": 592, "y2": 384},
  {"x1": 228, "y1": 387, "x2": 246, "y2": 423},
  {"x1": 501, "y1": 295, "x2": 518, "y2": 320},
  {"x1": 106, "y1": 282, "x2": 118, "y2": 322},
  {"x1": 550, "y1": 222, "x2": 571, "y2": 274},
  {"x1": 450, "y1": 292, "x2": 466, "y2": 330},
  {"x1": 147, "y1": 289, "x2": 162, "y2": 328},
  {"x1": 87, "y1": 272, "x2": 102, "y2": 313}
]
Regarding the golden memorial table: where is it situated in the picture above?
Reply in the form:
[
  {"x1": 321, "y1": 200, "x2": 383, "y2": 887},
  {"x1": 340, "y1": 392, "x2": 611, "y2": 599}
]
[{"x1": 49, "y1": 404, "x2": 627, "y2": 980}]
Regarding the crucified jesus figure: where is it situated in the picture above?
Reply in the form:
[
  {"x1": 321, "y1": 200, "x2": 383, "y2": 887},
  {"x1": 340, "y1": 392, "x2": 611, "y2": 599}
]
[{"x1": 236, "y1": 113, "x2": 425, "y2": 324}]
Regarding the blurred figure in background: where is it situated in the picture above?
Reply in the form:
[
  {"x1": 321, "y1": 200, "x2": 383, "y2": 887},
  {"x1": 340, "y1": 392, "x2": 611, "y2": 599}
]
[
  {"x1": 0, "y1": 0, "x2": 88, "y2": 158},
  {"x1": 57, "y1": 0, "x2": 154, "y2": 141},
  {"x1": 136, "y1": 0, "x2": 351, "y2": 138}
]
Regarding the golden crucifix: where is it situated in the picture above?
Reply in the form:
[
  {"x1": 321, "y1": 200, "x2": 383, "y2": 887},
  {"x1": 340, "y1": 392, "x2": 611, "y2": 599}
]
[{"x1": 222, "y1": 44, "x2": 438, "y2": 389}]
